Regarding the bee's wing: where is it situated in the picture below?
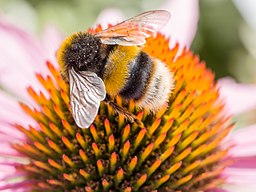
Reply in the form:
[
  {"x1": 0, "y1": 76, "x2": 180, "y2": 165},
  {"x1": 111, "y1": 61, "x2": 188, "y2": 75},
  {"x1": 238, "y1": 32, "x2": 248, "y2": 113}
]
[
  {"x1": 69, "y1": 68, "x2": 106, "y2": 128},
  {"x1": 95, "y1": 10, "x2": 171, "y2": 46}
]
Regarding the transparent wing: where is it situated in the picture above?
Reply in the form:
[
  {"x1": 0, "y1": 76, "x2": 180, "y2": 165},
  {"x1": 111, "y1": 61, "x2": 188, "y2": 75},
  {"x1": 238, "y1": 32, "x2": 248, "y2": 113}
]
[
  {"x1": 95, "y1": 10, "x2": 171, "y2": 46},
  {"x1": 69, "y1": 68, "x2": 106, "y2": 128}
]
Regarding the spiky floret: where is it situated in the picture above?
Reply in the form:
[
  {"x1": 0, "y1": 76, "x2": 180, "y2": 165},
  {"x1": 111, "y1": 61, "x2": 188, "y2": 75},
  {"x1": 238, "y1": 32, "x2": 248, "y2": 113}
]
[{"x1": 7, "y1": 28, "x2": 233, "y2": 192}]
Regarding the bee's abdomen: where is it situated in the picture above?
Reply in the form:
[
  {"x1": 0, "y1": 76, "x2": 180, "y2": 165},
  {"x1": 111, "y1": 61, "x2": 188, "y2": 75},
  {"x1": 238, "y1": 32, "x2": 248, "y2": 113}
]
[
  {"x1": 119, "y1": 52, "x2": 153, "y2": 100},
  {"x1": 135, "y1": 59, "x2": 175, "y2": 111}
]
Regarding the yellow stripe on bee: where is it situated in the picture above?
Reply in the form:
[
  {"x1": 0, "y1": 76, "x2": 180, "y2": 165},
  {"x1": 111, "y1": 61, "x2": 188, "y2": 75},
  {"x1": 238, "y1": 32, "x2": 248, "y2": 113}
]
[
  {"x1": 56, "y1": 33, "x2": 78, "y2": 76},
  {"x1": 103, "y1": 45, "x2": 140, "y2": 96}
]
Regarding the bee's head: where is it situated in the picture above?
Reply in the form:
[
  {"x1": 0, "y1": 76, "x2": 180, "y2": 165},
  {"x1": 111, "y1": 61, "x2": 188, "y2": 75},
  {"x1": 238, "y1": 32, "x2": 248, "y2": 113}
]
[{"x1": 57, "y1": 32, "x2": 103, "y2": 74}]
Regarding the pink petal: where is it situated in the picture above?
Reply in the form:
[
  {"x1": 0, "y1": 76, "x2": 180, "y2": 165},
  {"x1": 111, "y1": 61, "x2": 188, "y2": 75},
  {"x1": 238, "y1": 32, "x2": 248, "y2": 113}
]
[
  {"x1": 0, "y1": 90, "x2": 36, "y2": 127},
  {"x1": 224, "y1": 168, "x2": 256, "y2": 184},
  {"x1": 222, "y1": 183, "x2": 256, "y2": 192},
  {"x1": 94, "y1": 8, "x2": 125, "y2": 30},
  {"x1": 231, "y1": 157, "x2": 256, "y2": 169},
  {"x1": 0, "y1": 18, "x2": 62, "y2": 102},
  {"x1": 218, "y1": 77, "x2": 256, "y2": 115},
  {"x1": 41, "y1": 25, "x2": 64, "y2": 67},
  {"x1": 228, "y1": 124, "x2": 256, "y2": 157},
  {"x1": 95, "y1": 0, "x2": 199, "y2": 51},
  {"x1": 160, "y1": 0, "x2": 199, "y2": 49}
]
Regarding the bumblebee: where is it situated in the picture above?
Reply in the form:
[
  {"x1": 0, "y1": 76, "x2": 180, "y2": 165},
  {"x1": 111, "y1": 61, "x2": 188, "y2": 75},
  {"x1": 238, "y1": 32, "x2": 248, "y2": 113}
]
[{"x1": 57, "y1": 10, "x2": 174, "y2": 128}]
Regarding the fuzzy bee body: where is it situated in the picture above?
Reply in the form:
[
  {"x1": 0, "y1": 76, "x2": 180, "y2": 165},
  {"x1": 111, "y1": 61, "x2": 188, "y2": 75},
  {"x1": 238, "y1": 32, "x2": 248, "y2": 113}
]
[{"x1": 57, "y1": 10, "x2": 174, "y2": 128}]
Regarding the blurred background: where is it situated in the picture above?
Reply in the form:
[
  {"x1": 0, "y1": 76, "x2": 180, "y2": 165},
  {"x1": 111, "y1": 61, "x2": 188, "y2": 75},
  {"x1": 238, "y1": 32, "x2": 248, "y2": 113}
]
[{"x1": 0, "y1": 0, "x2": 255, "y2": 83}]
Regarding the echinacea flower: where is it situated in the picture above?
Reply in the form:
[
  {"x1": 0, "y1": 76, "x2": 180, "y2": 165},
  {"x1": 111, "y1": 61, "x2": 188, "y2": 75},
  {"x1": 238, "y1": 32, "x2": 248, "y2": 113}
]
[{"x1": 1, "y1": 10, "x2": 256, "y2": 192}]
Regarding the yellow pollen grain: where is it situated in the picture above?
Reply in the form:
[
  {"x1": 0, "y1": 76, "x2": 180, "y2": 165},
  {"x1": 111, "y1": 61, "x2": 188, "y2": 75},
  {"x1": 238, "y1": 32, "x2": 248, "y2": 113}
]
[
  {"x1": 124, "y1": 187, "x2": 132, "y2": 192},
  {"x1": 147, "y1": 159, "x2": 162, "y2": 177},
  {"x1": 174, "y1": 147, "x2": 192, "y2": 162},
  {"x1": 48, "y1": 159, "x2": 63, "y2": 171},
  {"x1": 183, "y1": 118, "x2": 203, "y2": 137},
  {"x1": 60, "y1": 89, "x2": 70, "y2": 109},
  {"x1": 97, "y1": 159, "x2": 104, "y2": 177},
  {"x1": 172, "y1": 119, "x2": 190, "y2": 136},
  {"x1": 21, "y1": 143, "x2": 42, "y2": 156},
  {"x1": 140, "y1": 143, "x2": 154, "y2": 165},
  {"x1": 148, "y1": 118, "x2": 161, "y2": 137},
  {"x1": 14, "y1": 125, "x2": 34, "y2": 142},
  {"x1": 153, "y1": 132, "x2": 167, "y2": 150},
  {"x1": 179, "y1": 131, "x2": 199, "y2": 151},
  {"x1": 85, "y1": 186, "x2": 94, "y2": 192},
  {"x1": 128, "y1": 156, "x2": 138, "y2": 174},
  {"x1": 102, "y1": 179, "x2": 110, "y2": 190},
  {"x1": 164, "y1": 133, "x2": 182, "y2": 150},
  {"x1": 137, "y1": 111, "x2": 144, "y2": 121},
  {"x1": 128, "y1": 99, "x2": 135, "y2": 113},
  {"x1": 108, "y1": 134, "x2": 115, "y2": 153},
  {"x1": 39, "y1": 123, "x2": 55, "y2": 140},
  {"x1": 181, "y1": 91, "x2": 196, "y2": 111},
  {"x1": 62, "y1": 119, "x2": 74, "y2": 136},
  {"x1": 34, "y1": 141, "x2": 53, "y2": 156},
  {"x1": 92, "y1": 143, "x2": 100, "y2": 158},
  {"x1": 79, "y1": 149, "x2": 89, "y2": 163},
  {"x1": 79, "y1": 169, "x2": 90, "y2": 180},
  {"x1": 122, "y1": 124, "x2": 130, "y2": 144},
  {"x1": 41, "y1": 105, "x2": 56, "y2": 124},
  {"x1": 172, "y1": 89, "x2": 187, "y2": 107},
  {"x1": 110, "y1": 152, "x2": 117, "y2": 172},
  {"x1": 173, "y1": 174, "x2": 193, "y2": 187},
  {"x1": 48, "y1": 89, "x2": 61, "y2": 107},
  {"x1": 48, "y1": 140, "x2": 62, "y2": 154},
  {"x1": 134, "y1": 174, "x2": 147, "y2": 190},
  {"x1": 62, "y1": 136, "x2": 75, "y2": 151},
  {"x1": 193, "y1": 167, "x2": 224, "y2": 183},
  {"x1": 90, "y1": 124, "x2": 100, "y2": 142},
  {"x1": 192, "y1": 131, "x2": 211, "y2": 148},
  {"x1": 34, "y1": 161, "x2": 53, "y2": 172},
  {"x1": 28, "y1": 126, "x2": 44, "y2": 143},
  {"x1": 62, "y1": 154, "x2": 75, "y2": 168},
  {"x1": 179, "y1": 105, "x2": 194, "y2": 123},
  {"x1": 133, "y1": 128, "x2": 146, "y2": 151},
  {"x1": 158, "y1": 118, "x2": 174, "y2": 135},
  {"x1": 76, "y1": 133, "x2": 87, "y2": 150},
  {"x1": 63, "y1": 173, "x2": 75, "y2": 182},
  {"x1": 49, "y1": 123, "x2": 62, "y2": 138},
  {"x1": 118, "y1": 113, "x2": 125, "y2": 128},
  {"x1": 115, "y1": 168, "x2": 124, "y2": 183},
  {"x1": 27, "y1": 86, "x2": 42, "y2": 105},
  {"x1": 24, "y1": 165, "x2": 41, "y2": 174},
  {"x1": 200, "y1": 149, "x2": 228, "y2": 167},
  {"x1": 160, "y1": 146, "x2": 174, "y2": 162},
  {"x1": 47, "y1": 61, "x2": 68, "y2": 93},
  {"x1": 187, "y1": 144, "x2": 207, "y2": 162},
  {"x1": 53, "y1": 104, "x2": 66, "y2": 120},
  {"x1": 122, "y1": 140, "x2": 130, "y2": 162},
  {"x1": 47, "y1": 179, "x2": 63, "y2": 186},
  {"x1": 104, "y1": 119, "x2": 112, "y2": 137},
  {"x1": 182, "y1": 160, "x2": 201, "y2": 175},
  {"x1": 154, "y1": 175, "x2": 170, "y2": 188}
]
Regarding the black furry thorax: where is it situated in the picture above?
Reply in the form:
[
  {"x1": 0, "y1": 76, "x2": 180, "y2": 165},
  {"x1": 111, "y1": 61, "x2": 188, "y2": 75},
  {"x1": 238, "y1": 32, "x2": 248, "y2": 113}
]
[{"x1": 63, "y1": 33, "x2": 105, "y2": 75}]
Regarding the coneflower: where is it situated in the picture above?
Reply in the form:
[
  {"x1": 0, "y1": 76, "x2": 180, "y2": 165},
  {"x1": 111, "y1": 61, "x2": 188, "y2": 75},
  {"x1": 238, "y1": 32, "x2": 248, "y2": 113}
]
[{"x1": 3, "y1": 22, "x2": 255, "y2": 192}]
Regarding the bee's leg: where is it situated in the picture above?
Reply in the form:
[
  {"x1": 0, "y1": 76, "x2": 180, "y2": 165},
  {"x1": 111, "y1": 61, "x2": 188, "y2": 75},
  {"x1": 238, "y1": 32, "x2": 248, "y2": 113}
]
[{"x1": 104, "y1": 95, "x2": 143, "y2": 127}]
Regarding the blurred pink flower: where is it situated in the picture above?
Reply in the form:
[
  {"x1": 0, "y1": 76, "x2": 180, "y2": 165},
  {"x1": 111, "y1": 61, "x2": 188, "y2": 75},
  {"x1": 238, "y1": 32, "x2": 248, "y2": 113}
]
[
  {"x1": 95, "y1": 0, "x2": 199, "y2": 51},
  {"x1": 217, "y1": 78, "x2": 256, "y2": 191},
  {"x1": 0, "y1": 17, "x2": 63, "y2": 191},
  {"x1": 218, "y1": 77, "x2": 256, "y2": 115}
]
